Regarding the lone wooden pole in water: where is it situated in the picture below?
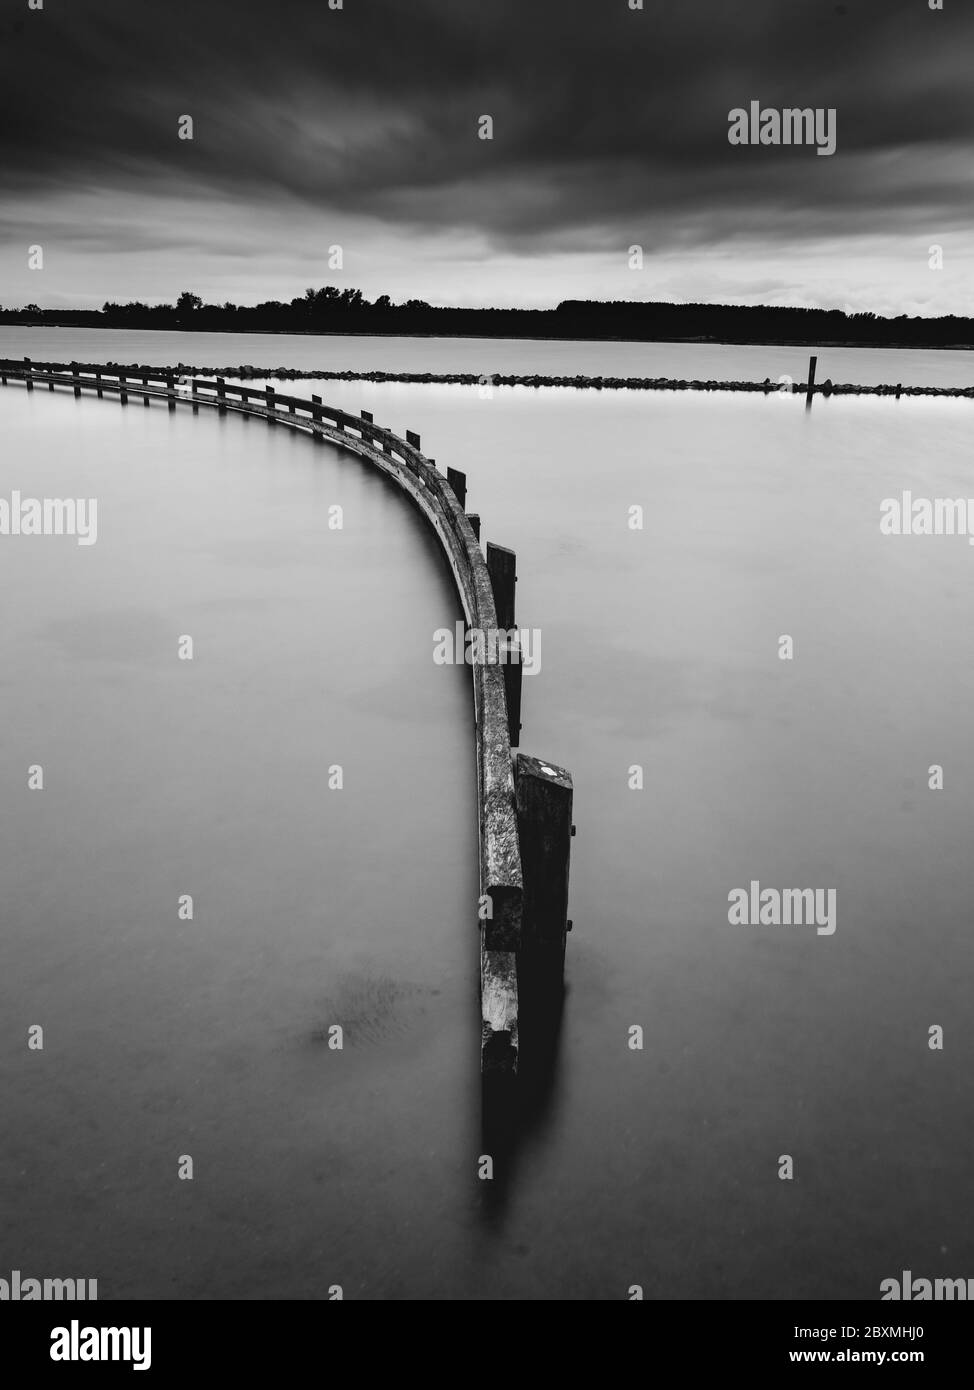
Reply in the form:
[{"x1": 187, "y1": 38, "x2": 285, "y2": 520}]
[
  {"x1": 24, "y1": 357, "x2": 33, "y2": 392},
  {"x1": 805, "y1": 354, "x2": 818, "y2": 407},
  {"x1": 166, "y1": 370, "x2": 175, "y2": 411}
]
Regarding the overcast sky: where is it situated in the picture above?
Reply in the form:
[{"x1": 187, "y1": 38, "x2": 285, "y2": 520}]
[{"x1": 0, "y1": 0, "x2": 970, "y2": 314}]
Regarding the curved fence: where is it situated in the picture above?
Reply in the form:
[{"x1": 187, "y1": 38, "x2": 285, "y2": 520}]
[{"x1": 1, "y1": 356, "x2": 573, "y2": 1078}]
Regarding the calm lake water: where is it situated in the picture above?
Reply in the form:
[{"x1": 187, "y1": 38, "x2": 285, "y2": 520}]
[{"x1": 2, "y1": 330, "x2": 973, "y2": 1300}]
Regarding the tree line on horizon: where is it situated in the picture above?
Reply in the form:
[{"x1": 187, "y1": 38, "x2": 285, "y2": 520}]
[{"x1": 1, "y1": 287, "x2": 972, "y2": 347}]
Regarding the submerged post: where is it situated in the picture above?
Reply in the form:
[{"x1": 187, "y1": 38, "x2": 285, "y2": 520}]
[
  {"x1": 217, "y1": 376, "x2": 227, "y2": 414},
  {"x1": 142, "y1": 371, "x2": 150, "y2": 407},
  {"x1": 265, "y1": 384, "x2": 275, "y2": 423},
  {"x1": 119, "y1": 371, "x2": 128, "y2": 405},
  {"x1": 96, "y1": 369, "x2": 103, "y2": 399},
  {"x1": 805, "y1": 354, "x2": 818, "y2": 407},
  {"x1": 166, "y1": 369, "x2": 175, "y2": 411},
  {"x1": 515, "y1": 754, "x2": 574, "y2": 983},
  {"x1": 486, "y1": 542, "x2": 516, "y2": 631},
  {"x1": 71, "y1": 363, "x2": 81, "y2": 398},
  {"x1": 24, "y1": 357, "x2": 33, "y2": 392}
]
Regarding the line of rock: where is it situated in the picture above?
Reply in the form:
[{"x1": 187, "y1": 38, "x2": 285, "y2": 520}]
[{"x1": 21, "y1": 360, "x2": 974, "y2": 397}]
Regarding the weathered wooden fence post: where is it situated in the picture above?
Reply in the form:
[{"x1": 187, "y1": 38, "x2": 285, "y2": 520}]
[
  {"x1": 217, "y1": 376, "x2": 227, "y2": 414},
  {"x1": 406, "y1": 429, "x2": 421, "y2": 450},
  {"x1": 467, "y1": 513, "x2": 481, "y2": 541},
  {"x1": 501, "y1": 637, "x2": 522, "y2": 747},
  {"x1": 1, "y1": 361, "x2": 7, "y2": 386},
  {"x1": 119, "y1": 371, "x2": 128, "y2": 405},
  {"x1": 141, "y1": 371, "x2": 150, "y2": 407},
  {"x1": 265, "y1": 384, "x2": 275, "y2": 423},
  {"x1": 166, "y1": 369, "x2": 175, "y2": 411},
  {"x1": 71, "y1": 363, "x2": 80, "y2": 398},
  {"x1": 515, "y1": 754, "x2": 574, "y2": 983},
  {"x1": 96, "y1": 369, "x2": 103, "y2": 399},
  {"x1": 805, "y1": 354, "x2": 817, "y2": 407},
  {"x1": 486, "y1": 542, "x2": 516, "y2": 631},
  {"x1": 191, "y1": 378, "x2": 198, "y2": 413},
  {"x1": 24, "y1": 357, "x2": 33, "y2": 392},
  {"x1": 447, "y1": 466, "x2": 467, "y2": 509},
  {"x1": 311, "y1": 393, "x2": 323, "y2": 440}
]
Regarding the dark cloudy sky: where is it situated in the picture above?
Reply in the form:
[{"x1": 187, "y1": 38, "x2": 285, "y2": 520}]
[{"x1": 1, "y1": 0, "x2": 970, "y2": 313}]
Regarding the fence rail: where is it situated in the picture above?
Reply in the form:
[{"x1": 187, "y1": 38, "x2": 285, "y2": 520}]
[{"x1": 1, "y1": 356, "x2": 574, "y2": 1078}]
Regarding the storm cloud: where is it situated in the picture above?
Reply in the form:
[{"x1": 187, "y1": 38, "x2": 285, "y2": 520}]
[{"x1": 1, "y1": 0, "x2": 971, "y2": 310}]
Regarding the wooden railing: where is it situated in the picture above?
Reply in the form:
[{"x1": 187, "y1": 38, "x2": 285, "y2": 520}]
[{"x1": 1, "y1": 355, "x2": 541, "y2": 1074}]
